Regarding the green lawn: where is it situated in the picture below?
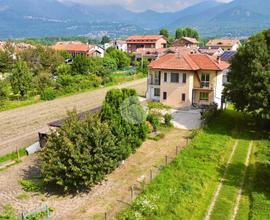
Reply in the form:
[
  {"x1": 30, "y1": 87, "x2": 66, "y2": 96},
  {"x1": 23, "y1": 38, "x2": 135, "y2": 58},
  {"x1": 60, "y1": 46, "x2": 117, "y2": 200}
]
[
  {"x1": 117, "y1": 110, "x2": 270, "y2": 220},
  {"x1": 210, "y1": 140, "x2": 251, "y2": 220}
]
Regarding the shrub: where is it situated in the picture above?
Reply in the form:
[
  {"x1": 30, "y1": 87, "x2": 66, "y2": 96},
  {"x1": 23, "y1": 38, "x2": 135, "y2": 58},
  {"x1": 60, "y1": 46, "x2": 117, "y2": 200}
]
[
  {"x1": 0, "y1": 204, "x2": 16, "y2": 220},
  {"x1": 40, "y1": 87, "x2": 56, "y2": 101},
  {"x1": 40, "y1": 112, "x2": 118, "y2": 192},
  {"x1": 164, "y1": 113, "x2": 173, "y2": 127},
  {"x1": 147, "y1": 114, "x2": 160, "y2": 132},
  {"x1": 0, "y1": 79, "x2": 10, "y2": 101},
  {"x1": 147, "y1": 101, "x2": 171, "y2": 110}
]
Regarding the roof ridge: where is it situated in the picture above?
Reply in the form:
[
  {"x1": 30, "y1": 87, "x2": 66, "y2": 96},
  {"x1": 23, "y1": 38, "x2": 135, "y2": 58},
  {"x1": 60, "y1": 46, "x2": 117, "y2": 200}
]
[{"x1": 183, "y1": 54, "x2": 199, "y2": 70}]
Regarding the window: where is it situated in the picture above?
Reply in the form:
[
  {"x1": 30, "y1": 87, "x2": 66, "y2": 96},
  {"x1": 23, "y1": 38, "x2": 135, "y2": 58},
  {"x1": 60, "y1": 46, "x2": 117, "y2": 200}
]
[
  {"x1": 182, "y1": 73, "x2": 187, "y2": 83},
  {"x1": 201, "y1": 73, "x2": 210, "y2": 87},
  {"x1": 163, "y1": 92, "x2": 167, "y2": 100},
  {"x1": 154, "y1": 88, "x2": 160, "y2": 97},
  {"x1": 182, "y1": 93, "x2": 186, "y2": 102},
  {"x1": 171, "y1": 73, "x2": 179, "y2": 83},
  {"x1": 200, "y1": 92, "x2": 209, "y2": 101},
  {"x1": 164, "y1": 73, "x2": 167, "y2": 82}
]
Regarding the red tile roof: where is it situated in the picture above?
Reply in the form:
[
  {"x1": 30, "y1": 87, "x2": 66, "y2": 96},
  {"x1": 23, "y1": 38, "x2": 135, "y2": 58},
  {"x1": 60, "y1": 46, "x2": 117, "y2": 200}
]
[
  {"x1": 206, "y1": 39, "x2": 241, "y2": 47},
  {"x1": 181, "y1": 37, "x2": 199, "y2": 44},
  {"x1": 149, "y1": 53, "x2": 230, "y2": 71},
  {"x1": 52, "y1": 41, "x2": 92, "y2": 52},
  {"x1": 127, "y1": 35, "x2": 165, "y2": 43}
]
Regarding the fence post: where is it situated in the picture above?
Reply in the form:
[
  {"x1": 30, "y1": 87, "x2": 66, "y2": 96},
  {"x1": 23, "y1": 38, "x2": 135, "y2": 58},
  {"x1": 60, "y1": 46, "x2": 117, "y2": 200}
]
[
  {"x1": 150, "y1": 169, "x2": 153, "y2": 182},
  {"x1": 104, "y1": 212, "x2": 107, "y2": 220},
  {"x1": 165, "y1": 155, "x2": 168, "y2": 166},
  {"x1": 45, "y1": 204, "x2": 49, "y2": 218},
  {"x1": 16, "y1": 147, "x2": 20, "y2": 160},
  {"x1": 176, "y1": 145, "x2": 179, "y2": 156},
  {"x1": 130, "y1": 185, "x2": 134, "y2": 201},
  {"x1": 21, "y1": 213, "x2": 25, "y2": 220}
]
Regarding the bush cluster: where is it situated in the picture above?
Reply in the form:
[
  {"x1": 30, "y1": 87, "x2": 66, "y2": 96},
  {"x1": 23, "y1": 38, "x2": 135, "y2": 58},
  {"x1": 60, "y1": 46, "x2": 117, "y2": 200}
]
[{"x1": 40, "y1": 89, "x2": 148, "y2": 192}]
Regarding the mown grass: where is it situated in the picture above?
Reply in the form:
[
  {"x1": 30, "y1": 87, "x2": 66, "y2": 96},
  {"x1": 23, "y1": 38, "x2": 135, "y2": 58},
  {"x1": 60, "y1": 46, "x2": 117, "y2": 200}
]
[
  {"x1": 210, "y1": 140, "x2": 251, "y2": 220},
  {"x1": 118, "y1": 110, "x2": 246, "y2": 219}
]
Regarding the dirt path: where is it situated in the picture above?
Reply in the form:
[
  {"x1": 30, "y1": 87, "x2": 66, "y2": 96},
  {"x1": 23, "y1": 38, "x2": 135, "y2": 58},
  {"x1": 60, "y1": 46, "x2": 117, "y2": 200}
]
[
  {"x1": 204, "y1": 140, "x2": 239, "y2": 220},
  {"x1": 0, "y1": 128, "x2": 189, "y2": 219},
  {"x1": 231, "y1": 141, "x2": 253, "y2": 220},
  {"x1": 0, "y1": 78, "x2": 147, "y2": 156}
]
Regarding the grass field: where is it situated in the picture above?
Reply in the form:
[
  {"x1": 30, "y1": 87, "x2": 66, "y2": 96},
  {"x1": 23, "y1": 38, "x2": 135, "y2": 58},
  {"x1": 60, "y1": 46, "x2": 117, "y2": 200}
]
[
  {"x1": 0, "y1": 71, "x2": 146, "y2": 112},
  {"x1": 117, "y1": 110, "x2": 270, "y2": 220}
]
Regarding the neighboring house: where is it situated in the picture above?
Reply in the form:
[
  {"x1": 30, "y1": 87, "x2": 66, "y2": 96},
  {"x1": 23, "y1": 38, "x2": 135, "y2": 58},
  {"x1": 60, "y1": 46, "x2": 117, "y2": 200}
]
[
  {"x1": 199, "y1": 46, "x2": 224, "y2": 57},
  {"x1": 135, "y1": 47, "x2": 198, "y2": 62},
  {"x1": 147, "y1": 52, "x2": 230, "y2": 109},
  {"x1": 52, "y1": 41, "x2": 104, "y2": 58},
  {"x1": 172, "y1": 37, "x2": 199, "y2": 48},
  {"x1": 104, "y1": 40, "x2": 127, "y2": 52},
  {"x1": 126, "y1": 35, "x2": 167, "y2": 54},
  {"x1": 206, "y1": 39, "x2": 241, "y2": 51}
]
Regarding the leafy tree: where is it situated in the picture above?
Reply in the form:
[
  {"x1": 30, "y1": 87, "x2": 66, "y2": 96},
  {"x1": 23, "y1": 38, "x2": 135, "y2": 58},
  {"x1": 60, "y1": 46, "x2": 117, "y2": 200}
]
[
  {"x1": 101, "y1": 35, "x2": 110, "y2": 45},
  {"x1": 40, "y1": 112, "x2": 118, "y2": 192},
  {"x1": 0, "y1": 79, "x2": 10, "y2": 101},
  {"x1": 71, "y1": 55, "x2": 91, "y2": 75},
  {"x1": 135, "y1": 58, "x2": 149, "y2": 75},
  {"x1": 56, "y1": 64, "x2": 71, "y2": 76},
  {"x1": 101, "y1": 89, "x2": 148, "y2": 160},
  {"x1": 160, "y1": 28, "x2": 169, "y2": 38},
  {"x1": 0, "y1": 42, "x2": 16, "y2": 73},
  {"x1": 224, "y1": 29, "x2": 270, "y2": 119},
  {"x1": 58, "y1": 50, "x2": 72, "y2": 60},
  {"x1": 10, "y1": 59, "x2": 32, "y2": 97},
  {"x1": 175, "y1": 27, "x2": 199, "y2": 40},
  {"x1": 33, "y1": 71, "x2": 53, "y2": 94},
  {"x1": 106, "y1": 48, "x2": 131, "y2": 69}
]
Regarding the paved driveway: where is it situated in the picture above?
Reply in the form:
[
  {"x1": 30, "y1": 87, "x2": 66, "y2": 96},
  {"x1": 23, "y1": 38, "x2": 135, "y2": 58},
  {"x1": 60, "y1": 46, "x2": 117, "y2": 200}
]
[{"x1": 171, "y1": 109, "x2": 202, "y2": 130}]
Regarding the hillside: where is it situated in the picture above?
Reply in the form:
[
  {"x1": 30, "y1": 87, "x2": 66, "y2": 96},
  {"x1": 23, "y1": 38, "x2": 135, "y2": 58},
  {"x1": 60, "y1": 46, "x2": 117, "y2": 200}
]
[{"x1": 0, "y1": 0, "x2": 269, "y2": 38}]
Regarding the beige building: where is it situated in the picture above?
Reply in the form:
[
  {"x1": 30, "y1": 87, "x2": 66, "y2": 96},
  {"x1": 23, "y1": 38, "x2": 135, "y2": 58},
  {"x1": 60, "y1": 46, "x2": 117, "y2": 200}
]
[
  {"x1": 172, "y1": 37, "x2": 199, "y2": 48},
  {"x1": 147, "y1": 52, "x2": 230, "y2": 109},
  {"x1": 206, "y1": 39, "x2": 241, "y2": 51},
  {"x1": 126, "y1": 35, "x2": 167, "y2": 54}
]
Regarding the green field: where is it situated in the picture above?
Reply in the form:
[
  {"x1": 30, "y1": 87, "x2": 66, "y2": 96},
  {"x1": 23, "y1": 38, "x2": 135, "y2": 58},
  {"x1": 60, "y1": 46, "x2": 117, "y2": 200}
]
[{"x1": 118, "y1": 110, "x2": 270, "y2": 220}]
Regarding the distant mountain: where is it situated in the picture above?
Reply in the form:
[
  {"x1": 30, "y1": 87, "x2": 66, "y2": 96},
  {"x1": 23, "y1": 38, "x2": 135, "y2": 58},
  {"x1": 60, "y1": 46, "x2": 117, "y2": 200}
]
[
  {"x1": 170, "y1": 0, "x2": 270, "y2": 37},
  {"x1": 0, "y1": 0, "x2": 269, "y2": 39}
]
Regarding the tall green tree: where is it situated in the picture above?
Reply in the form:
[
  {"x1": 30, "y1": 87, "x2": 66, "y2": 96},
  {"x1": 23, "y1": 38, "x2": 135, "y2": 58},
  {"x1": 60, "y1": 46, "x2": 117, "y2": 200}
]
[
  {"x1": 101, "y1": 89, "x2": 148, "y2": 160},
  {"x1": 101, "y1": 36, "x2": 110, "y2": 45},
  {"x1": 71, "y1": 55, "x2": 91, "y2": 75},
  {"x1": 106, "y1": 48, "x2": 130, "y2": 69},
  {"x1": 160, "y1": 28, "x2": 169, "y2": 38},
  {"x1": 0, "y1": 79, "x2": 10, "y2": 101},
  {"x1": 175, "y1": 27, "x2": 199, "y2": 40},
  {"x1": 224, "y1": 29, "x2": 270, "y2": 119},
  {"x1": 10, "y1": 59, "x2": 32, "y2": 97}
]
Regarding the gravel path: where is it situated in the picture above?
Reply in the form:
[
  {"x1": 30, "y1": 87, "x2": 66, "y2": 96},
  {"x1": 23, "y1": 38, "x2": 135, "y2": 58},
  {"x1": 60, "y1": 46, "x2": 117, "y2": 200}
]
[
  {"x1": 0, "y1": 78, "x2": 147, "y2": 156},
  {"x1": 0, "y1": 128, "x2": 189, "y2": 219}
]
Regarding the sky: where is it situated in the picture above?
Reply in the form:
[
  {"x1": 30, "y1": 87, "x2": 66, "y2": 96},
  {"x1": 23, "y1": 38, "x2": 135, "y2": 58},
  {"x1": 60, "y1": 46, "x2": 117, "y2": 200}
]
[{"x1": 61, "y1": 0, "x2": 233, "y2": 12}]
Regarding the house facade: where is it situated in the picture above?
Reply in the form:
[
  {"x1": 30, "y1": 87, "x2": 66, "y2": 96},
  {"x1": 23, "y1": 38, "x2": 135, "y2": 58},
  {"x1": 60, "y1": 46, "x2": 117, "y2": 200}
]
[
  {"x1": 172, "y1": 37, "x2": 199, "y2": 48},
  {"x1": 206, "y1": 39, "x2": 241, "y2": 51},
  {"x1": 126, "y1": 35, "x2": 167, "y2": 54},
  {"x1": 146, "y1": 53, "x2": 230, "y2": 109},
  {"x1": 104, "y1": 40, "x2": 127, "y2": 52}
]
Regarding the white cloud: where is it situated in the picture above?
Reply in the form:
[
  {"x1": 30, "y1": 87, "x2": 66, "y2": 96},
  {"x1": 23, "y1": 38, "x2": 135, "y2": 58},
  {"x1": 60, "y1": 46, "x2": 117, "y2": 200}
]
[{"x1": 61, "y1": 0, "x2": 234, "y2": 12}]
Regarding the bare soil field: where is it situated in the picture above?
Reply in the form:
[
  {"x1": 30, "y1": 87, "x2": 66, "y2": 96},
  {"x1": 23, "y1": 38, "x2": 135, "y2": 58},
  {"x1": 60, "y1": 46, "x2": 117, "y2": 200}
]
[
  {"x1": 0, "y1": 78, "x2": 147, "y2": 156},
  {"x1": 0, "y1": 128, "x2": 189, "y2": 220}
]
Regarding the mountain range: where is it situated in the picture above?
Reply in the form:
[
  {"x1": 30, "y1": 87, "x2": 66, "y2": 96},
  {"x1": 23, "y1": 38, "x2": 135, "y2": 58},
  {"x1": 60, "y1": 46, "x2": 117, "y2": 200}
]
[{"x1": 0, "y1": 0, "x2": 269, "y2": 39}]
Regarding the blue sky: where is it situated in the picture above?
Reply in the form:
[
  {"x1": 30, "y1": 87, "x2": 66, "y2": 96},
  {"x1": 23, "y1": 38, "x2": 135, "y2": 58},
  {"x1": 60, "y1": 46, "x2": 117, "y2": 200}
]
[{"x1": 62, "y1": 0, "x2": 233, "y2": 12}]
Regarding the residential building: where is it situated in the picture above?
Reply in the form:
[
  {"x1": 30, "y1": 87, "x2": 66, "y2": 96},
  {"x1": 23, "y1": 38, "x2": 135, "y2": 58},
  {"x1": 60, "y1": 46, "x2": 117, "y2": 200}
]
[
  {"x1": 105, "y1": 40, "x2": 127, "y2": 52},
  {"x1": 135, "y1": 47, "x2": 198, "y2": 62},
  {"x1": 206, "y1": 39, "x2": 241, "y2": 51},
  {"x1": 220, "y1": 50, "x2": 236, "y2": 62},
  {"x1": 52, "y1": 41, "x2": 104, "y2": 58},
  {"x1": 147, "y1": 52, "x2": 230, "y2": 109},
  {"x1": 172, "y1": 37, "x2": 199, "y2": 48},
  {"x1": 126, "y1": 35, "x2": 167, "y2": 54},
  {"x1": 199, "y1": 46, "x2": 224, "y2": 57}
]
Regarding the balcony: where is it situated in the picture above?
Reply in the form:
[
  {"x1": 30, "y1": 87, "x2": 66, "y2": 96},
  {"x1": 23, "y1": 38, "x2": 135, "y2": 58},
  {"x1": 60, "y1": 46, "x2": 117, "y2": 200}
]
[
  {"x1": 150, "y1": 79, "x2": 161, "y2": 86},
  {"x1": 193, "y1": 82, "x2": 214, "y2": 91}
]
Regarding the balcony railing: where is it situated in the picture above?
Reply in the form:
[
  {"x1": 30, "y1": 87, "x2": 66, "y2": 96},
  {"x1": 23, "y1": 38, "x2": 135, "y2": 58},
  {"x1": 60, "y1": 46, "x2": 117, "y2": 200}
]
[{"x1": 150, "y1": 79, "x2": 161, "y2": 86}]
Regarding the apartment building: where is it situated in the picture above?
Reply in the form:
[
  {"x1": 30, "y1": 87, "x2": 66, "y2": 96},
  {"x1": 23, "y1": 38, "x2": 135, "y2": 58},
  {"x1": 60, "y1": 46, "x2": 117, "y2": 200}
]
[{"x1": 146, "y1": 52, "x2": 230, "y2": 109}]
